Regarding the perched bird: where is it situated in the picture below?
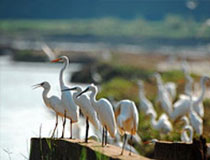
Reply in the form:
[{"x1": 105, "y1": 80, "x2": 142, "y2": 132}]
[
  {"x1": 170, "y1": 76, "x2": 210, "y2": 121},
  {"x1": 154, "y1": 73, "x2": 173, "y2": 115},
  {"x1": 33, "y1": 81, "x2": 66, "y2": 138},
  {"x1": 138, "y1": 80, "x2": 157, "y2": 118},
  {"x1": 180, "y1": 116, "x2": 193, "y2": 143},
  {"x1": 62, "y1": 86, "x2": 100, "y2": 143},
  {"x1": 51, "y1": 56, "x2": 79, "y2": 138},
  {"x1": 114, "y1": 99, "x2": 139, "y2": 155},
  {"x1": 77, "y1": 84, "x2": 116, "y2": 147},
  {"x1": 147, "y1": 111, "x2": 173, "y2": 134}
]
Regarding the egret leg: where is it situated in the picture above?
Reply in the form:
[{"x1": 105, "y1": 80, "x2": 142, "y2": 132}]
[
  {"x1": 102, "y1": 128, "x2": 105, "y2": 147},
  {"x1": 61, "y1": 110, "x2": 66, "y2": 138},
  {"x1": 129, "y1": 135, "x2": 133, "y2": 156},
  {"x1": 121, "y1": 134, "x2": 127, "y2": 155},
  {"x1": 51, "y1": 114, "x2": 58, "y2": 138},
  {"x1": 85, "y1": 118, "x2": 89, "y2": 143},
  {"x1": 105, "y1": 128, "x2": 108, "y2": 145},
  {"x1": 69, "y1": 120, "x2": 73, "y2": 139}
]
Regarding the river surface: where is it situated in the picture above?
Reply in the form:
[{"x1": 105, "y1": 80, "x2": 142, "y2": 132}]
[{"x1": 0, "y1": 55, "x2": 82, "y2": 160}]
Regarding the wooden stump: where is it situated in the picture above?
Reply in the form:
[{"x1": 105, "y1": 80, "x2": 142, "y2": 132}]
[
  {"x1": 29, "y1": 138, "x2": 150, "y2": 160},
  {"x1": 154, "y1": 136, "x2": 207, "y2": 160}
]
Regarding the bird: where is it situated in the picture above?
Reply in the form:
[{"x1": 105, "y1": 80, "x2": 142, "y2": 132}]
[
  {"x1": 76, "y1": 83, "x2": 116, "y2": 147},
  {"x1": 164, "y1": 82, "x2": 177, "y2": 101},
  {"x1": 114, "y1": 99, "x2": 139, "y2": 155},
  {"x1": 138, "y1": 80, "x2": 157, "y2": 118},
  {"x1": 153, "y1": 73, "x2": 173, "y2": 115},
  {"x1": 180, "y1": 116, "x2": 193, "y2": 143},
  {"x1": 188, "y1": 93, "x2": 203, "y2": 136},
  {"x1": 51, "y1": 56, "x2": 79, "y2": 138},
  {"x1": 147, "y1": 111, "x2": 173, "y2": 134},
  {"x1": 170, "y1": 76, "x2": 210, "y2": 121},
  {"x1": 33, "y1": 81, "x2": 66, "y2": 138},
  {"x1": 41, "y1": 43, "x2": 56, "y2": 61},
  {"x1": 183, "y1": 72, "x2": 194, "y2": 96},
  {"x1": 62, "y1": 86, "x2": 100, "y2": 143}
]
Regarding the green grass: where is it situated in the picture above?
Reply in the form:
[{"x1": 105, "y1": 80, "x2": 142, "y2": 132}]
[{"x1": 1, "y1": 15, "x2": 210, "y2": 39}]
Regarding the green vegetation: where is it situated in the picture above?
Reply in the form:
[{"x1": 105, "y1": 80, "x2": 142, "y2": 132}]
[{"x1": 1, "y1": 15, "x2": 210, "y2": 39}]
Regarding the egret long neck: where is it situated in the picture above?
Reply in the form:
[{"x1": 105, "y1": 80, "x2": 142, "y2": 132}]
[
  {"x1": 189, "y1": 127, "x2": 193, "y2": 142},
  {"x1": 90, "y1": 90, "x2": 98, "y2": 110},
  {"x1": 139, "y1": 86, "x2": 145, "y2": 99},
  {"x1": 42, "y1": 88, "x2": 50, "y2": 106},
  {"x1": 59, "y1": 59, "x2": 68, "y2": 89},
  {"x1": 196, "y1": 80, "x2": 206, "y2": 103},
  {"x1": 150, "y1": 115, "x2": 158, "y2": 129}
]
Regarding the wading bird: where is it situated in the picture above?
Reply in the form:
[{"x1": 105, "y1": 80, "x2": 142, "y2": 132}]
[
  {"x1": 170, "y1": 76, "x2": 210, "y2": 121},
  {"x1": 62, "y1": 86, "x2": 100, "y2": 143},
  {"x1": 154, "y1": 73, "x2": 173, "y2": 115},
  {"x1": 180, "y1": 116, "x2": 193, "y2": 143},
  {"x1": 188, "y1": 93, "x2": 203, "y2": 136},
  {"x1": 33, "y1": 81, "x2": 66, "y2": 138},
  {"x1": 138, "y1": 80, "x2": 157, "y2": 118},
  {"x1": 154, "y1": 72, "x2": 176, "y2": 102},
  {"x1": 114, "y1": 99, "x2": 139, "y2": 155},
  {"x1": 147, "y1": 111, "x2": 173, "y2": 134},
  {"x1": 77, "y1": 84, "x2": 116, "y2": 147},
  {"x1": 51, "y1": 56, "x2": 79, "y2": 138}
]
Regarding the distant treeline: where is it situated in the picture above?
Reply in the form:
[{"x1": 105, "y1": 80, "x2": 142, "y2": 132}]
[
  {"x1": 0, "y1": 15, "x2": 210, "y2": 40},
  {"x1": 0, "y1": 0, "x2": 210, "y2": 20}
]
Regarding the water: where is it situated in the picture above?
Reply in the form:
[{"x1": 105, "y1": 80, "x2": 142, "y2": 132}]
[{"x1": 0, "y1": 55, "x2": 82, "y2": 160}]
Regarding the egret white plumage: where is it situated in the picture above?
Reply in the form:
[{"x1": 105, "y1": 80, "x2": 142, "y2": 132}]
[
  {"x1": 62, "y1": 86, "x2": 100, "y2": 143},
  {"x1": 164, "y1": 82, "x2": 177, "y2": 101},
  {"x1": 154, "y1": 73, "x2": 173, "y2": 115},
  {"x1": 114, "y1": 99, "x2": 139, "y2": 155},
  {"x1": 148, "y1": 112, "x2": 173, "y2": 134},
  {"x1": 170, "y1": 76, "x2": 209, "y2": 121},
  {"x1": 33, "y1": 81, "x2": 66, "y2": 138},
  {"x1": 51, "y1": 56, "x2": 79, "y2": 138},
  {"x1": 138, "y1": 80, "x2": 157, "y2": 118},
  {"x1": 77, "y1": 84, "x2": 116, "y2": 147},
  {"x1": 180, "y1": 116, "x2": 193, "y2": 143},
  {"x1": 188, "y1": 93, "x2": 203, "y2": 135}
]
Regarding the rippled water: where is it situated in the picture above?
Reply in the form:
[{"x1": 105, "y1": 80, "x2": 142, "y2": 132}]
[{"x1": 0, "y1": 56, "x2": 82, "y2": 160}]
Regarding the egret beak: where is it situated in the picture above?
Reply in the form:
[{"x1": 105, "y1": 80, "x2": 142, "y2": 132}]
[
  {"x1": 76, "y1": 87, "x2": 89, "y2": 98},
  {"x1": 62, "y1": 87, "x2": 77, "y2": 92},
  {"x1": 32, "y1": 84, "x2": 41, "y2": 89},
  {"x1": 51, "y1": 58, "x2": 61, "y2": 63}
]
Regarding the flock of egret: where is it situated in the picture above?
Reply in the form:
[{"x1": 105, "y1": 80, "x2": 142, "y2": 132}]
[
  {"x1": 138, "y1": 61, "x2": 209, "y2": 142},
  {"x1": 33, "y1": 55, "x2": 210, "y2": 155}
]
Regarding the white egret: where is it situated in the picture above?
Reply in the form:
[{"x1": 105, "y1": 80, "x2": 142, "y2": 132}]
[
  {"x1": 180, "y1": 116, "x2": 193, "y2": 143},
  {"x1": 181, "y1": 126, "x2": 193, "y2": 143},
  {"x1": 114, "y1": 99, "x2": 139, "y2": 155},
  {"x1": 188, "y1": 93, "x2": 203, "y2": 136},
  {"x1": 77, "y1": 84, "x2": 116, "y2": 147},
  {"x1": 62, "y1": 86, "x2": 100, "y2": 143},
  {"x1": 147, "y1": 112, "x2": 173, "y2": 134},
  {"x1": 138, "y1": 80, "x2": 157, "y2": 118},
  {"x1": 41, "y1": 43, "x2": 56, "y2": 61},
  {"x1": 154, "y1": 73, "x2": 173, "y2": 115},
  {"x1": 164, "y1": 82, "x2": 177, "y2": 101},
  {"x1": 170, "y1": 76, "x2": 210, "y2": 121},
  {"x1": 51, "y1": 56, "x2": 79, "y2": 138},
  {"x1": 33, "y1": 81, "x2": 66, "y2": 138}
]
